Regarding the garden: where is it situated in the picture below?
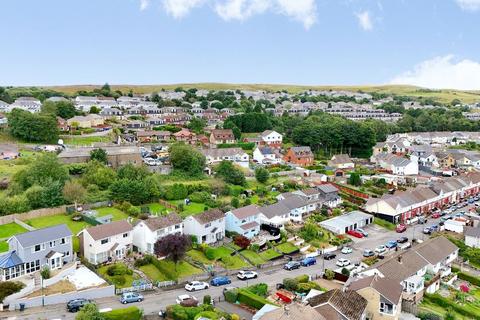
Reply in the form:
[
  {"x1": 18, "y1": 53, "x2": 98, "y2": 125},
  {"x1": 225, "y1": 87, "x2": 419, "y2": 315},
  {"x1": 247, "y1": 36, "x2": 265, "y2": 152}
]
[
  {"x1": 97, "y1": 263, "x2": 141, "y2": 288},
  {"x1": 0, "y1": 222, "x2": 28, "y2": 253},
  {"x1": 186, "y1": 245, "x2": 250, "y2": 270},
  {"x1": 134, "y1": 255, "x2": 203, "y2": 282}
]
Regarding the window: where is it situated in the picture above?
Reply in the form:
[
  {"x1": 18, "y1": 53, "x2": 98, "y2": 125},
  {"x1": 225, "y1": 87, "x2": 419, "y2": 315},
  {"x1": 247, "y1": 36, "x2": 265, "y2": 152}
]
[
  {"x1": 61, "y1": 238, "x2": 66, "y2": 244},
  {"x1": 175, "y1": 224, "x2": 180, "y2": 229},
  {"x1": 101, "y1": 238, "x2": 109, "y2": 245},
  {"x1": 34, "y1": 244, "x2": 41, "y2": 252},
  {"x1": 49, "y1": 241, "x2": 55, "y2": 248},
  {"x1": 205, "y1": 223, "x2": 211, "y2": 228},
  {"x1": 123, "y1": 233, "x2": 129, "y2": 238},
  {"x1": 380, "y1": 302, "x2": 394, "y2": 314}
]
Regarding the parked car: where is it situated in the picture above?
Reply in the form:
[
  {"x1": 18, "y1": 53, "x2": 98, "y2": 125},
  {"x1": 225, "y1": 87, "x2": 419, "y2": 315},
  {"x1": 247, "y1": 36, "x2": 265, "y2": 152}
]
[
  {"x1": 176, "y1": 294, "x2": 198, "y2": 305},
  {"x1": 386, "y1": 240, "x2": 397, "y2": 249},
  {"x1": 323, "y1": 252, "x2": 337, "y2": 260},
  {"x1": 284, "y1": 261, "x2": 301, "y2": 271},
  {"x1": 397, "y1": 236, "x2": 408, "y2": 244},
  {"x1": 347, "y1": 230, "x2": 364, "y2": 238},
  {"x1": 356, "y1": 229, "x2": 369, "y2": 237},
  {"x1": 336, "y1": 258, "x2": 351, "y2": 267},
  {"x1": 301, "y1": 257, "x2": 317, "y2": 267},
  {"x1": 185, "y1": 281, "x2": 209, "y2": 292},
  {"x1": 67, "y1": 298, "x2": 93, "y2": 312},
  {"x1": 418, "y1": 217, "x2": 427, "y2": 224},
  {"x1": 237, "y1": 270, "x2": 258, "y2": 280},
  {"x1": 399, "y1": 242, "x2": 412, "y2": 250},
  {"x1": 341, "y1": 247, "x2": 353, "y2": 254},
  {"x1": 430, "y1": 224, "x2": 439, "y2": 232},
  {"x1": 120, "y1": 292, "x2": 143, "y2": 304},
  {"x1": 396, "y1": 224, "x2": 407, "y2": 233},
  {"x1": 431, "y1": 213, "x2": 441, "y2": 219},
  {"x1": 363, "y1": 249, "x2": 375, "y2": 257},
  {"x1": 375, "y1": 245, "x2": 387, "y2": 254},
  {"x1": 210, "y1": 276, "x2": 231, "y2": 286},
  {"x1": 423, "y1": 227, "x2": 432, "y2": 235}
]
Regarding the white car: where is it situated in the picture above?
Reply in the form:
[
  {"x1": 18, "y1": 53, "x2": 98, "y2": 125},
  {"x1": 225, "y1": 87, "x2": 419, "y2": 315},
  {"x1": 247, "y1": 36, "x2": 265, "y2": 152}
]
[
  {"x1": 341, "y1": 247, "x2": 352, "y2": 254},
  {"x1": 185, "y1": 281, "x2": 209, "y2": 292},
  {"x1": 336, "y1": 258, "x2": 351, "y2": 267},
  {"x1": 375, "y1": 245, "x2": 387, "y2": 254},
  {"x1": 237, "y1": 270, "x2": 258, "y2": 280},
  {"x1": 176, "y1": 294, "x2": 198, "y2": 305}
]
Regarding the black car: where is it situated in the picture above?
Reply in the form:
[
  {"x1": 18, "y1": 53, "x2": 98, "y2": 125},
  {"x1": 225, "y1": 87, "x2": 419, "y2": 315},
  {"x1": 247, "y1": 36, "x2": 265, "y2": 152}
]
[
  {"x1": 397, "y1": 237, "x2": 409, "y2": 244},
  {"x1": 284, "y1": 261, "x2": 301, "y2": 270},
  {"x1": 67, "y1": 298, "x2": 93, "y2": 312},
  {"x1": 323, "y1": 252, "x2": 336, "y2": 260}
]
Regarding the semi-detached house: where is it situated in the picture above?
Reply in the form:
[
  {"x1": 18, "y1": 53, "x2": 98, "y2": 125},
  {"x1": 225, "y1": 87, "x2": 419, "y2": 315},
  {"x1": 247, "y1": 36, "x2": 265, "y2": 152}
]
[
  {"x1": 183, "y1": 209, "x2": 225, "y2": 245},
  {"x1": 132, "y1": 213, "x2": 183, "y2": 254},
  {"x1": 225, "y1": 205, "x2": 261, "y2": 239}
]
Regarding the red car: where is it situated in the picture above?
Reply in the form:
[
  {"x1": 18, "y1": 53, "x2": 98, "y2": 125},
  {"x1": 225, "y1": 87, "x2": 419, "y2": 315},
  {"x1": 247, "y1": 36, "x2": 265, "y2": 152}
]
[
  {"x1": 347, "y1": 230, "x2": 364, "y2": 238},
  {"x1": 396, "y1": 224, "x2": 407, "y2": 233},
  {"x1": 431, "y1": 213, "x2": 441, "y2": 219}
]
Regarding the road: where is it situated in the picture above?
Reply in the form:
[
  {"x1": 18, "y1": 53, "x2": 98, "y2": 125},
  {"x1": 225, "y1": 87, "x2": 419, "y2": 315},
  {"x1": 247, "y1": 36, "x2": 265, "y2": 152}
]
[{"x1": 5, "y1": 205, "x2": 471, "y2": 320}]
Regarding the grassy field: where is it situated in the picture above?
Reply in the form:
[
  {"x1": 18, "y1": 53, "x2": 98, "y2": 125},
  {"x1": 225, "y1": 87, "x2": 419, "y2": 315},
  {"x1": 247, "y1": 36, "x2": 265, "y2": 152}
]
[
  {"x1": 275, "y1": 242, "x2": 299, "y2": 254},
  {"x1": 187, "y1": 247, "x2": 249, "y2": 269},
  {"x1": 0, "y1": 241, "x2": 8, "y2": 252},
  {"x1": 62, "y1": 136, "x2": 111, "y2": 146},
  {"x1": 0, "y1": 222, "x2": 28, "y2": 239},
  {"x1": 96, "y1": 207, "x2": 129, "y2": 221},
  {"x1": 259, "y1": 249, "x2": 283, "y2": 261},
  {"x1": 143, "y1": 203, "x2": 167, "y2": 214},
  {"x1": 41, "y1": 83, "x2": 480, "y2": 104},
  {"x1": 139, "y1": 264, "x2": 167, "y2": 282},
  {"x1": 168, "y1": 200, "x2": 207, "y2": 217}
]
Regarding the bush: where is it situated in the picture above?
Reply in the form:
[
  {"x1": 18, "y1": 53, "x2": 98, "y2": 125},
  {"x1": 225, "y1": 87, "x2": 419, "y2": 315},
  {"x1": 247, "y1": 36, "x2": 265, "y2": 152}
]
[
  {"x1": 341, "y1": 268, "x2": 350, "y2": 276},
  {"x1": 127, "y1": 206, "x2": 141, "y2": 217},
  {"x1": 111, "y1": 275, "x2": 126, "y2": 286},
  {"x1": 423, "y1": 294, "x2": 478, "y2": 319},
  {"x1": 237, "y1": 289, "x2": 274, "y2": 310},
  {"x1": 106, "y1": 263, "x2": 132, "y2": 276},
  {"x1": 0, "y1": 281, "x2": 25, "y2": 303},
  {"x1": 250, "y1": 244, "x2": 260, "y2": 252},
  {"x1": 194, "y1": 311, "x2": 218, "y2": 320},
  {"x1": 189, "y1": 191, "x2": 210, "y2": 203},
  {"x1": 282, "y1": 278, "x2": 298, "y2": 291},
  {"x1": 134, "y1": 255, "x2": 154, "y2": 268},
  {"x1": 324, "y1": 269, "x2": 334, "y2": 280},
  {"x1": 165, "y1": 183, "x2": 189, "y2": 200},
  {"x1": 418, "y1": 312, "x2": 442, "y2": 320},
  {"x1": 295, "y1": 274, "x2": 309, "y2": 284},
  {"x1": 224, "y1": 289, "x2": 238, "y2": 303},
  {"x1": 457, "y1": 271, "x2": 480, "y2": 287},
  {"x1": 40, "y1": 266, "x2": 50, "y2": 279},
  {"x1": 167, "y1": 304, "x2": 212, "y2": 320},
  {"x1": 204, "y1": 247, "x2": 216, "y2": 260},
  {"x1": 246, "y1": 283, "x2": 268, "y2": 297},
  {"x1": 234, "y1": 235, "x2": 251, "y2": 249},
  {"x1": 203, "y1": 295, "x2": 212, "y2": 305},
  {"x1": 296, "y1": 282, "x2": 322, "y2": 294}
]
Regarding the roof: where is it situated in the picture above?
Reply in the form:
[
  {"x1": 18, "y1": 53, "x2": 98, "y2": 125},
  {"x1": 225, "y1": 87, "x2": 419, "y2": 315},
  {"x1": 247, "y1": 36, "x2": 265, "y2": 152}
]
[
  {"x1": 464, "y1": 226, "x2": 480, "y2": 238},
  {"x1": 211, "y1": 129, "x2": 235, "y2": 139},
  {"x1": 193, "y1": 208, "x2": 225, "y2": 224},
  {"x1": 309, "y1": 289, "x2": 367, "y2": 320},
  {"x1": 240, "y1": 221, "x2": 259, "y2": 230},
  {"x1": 329, "y1": 154, "x2": 353, "y2": 164},
  {"x1": 348, "y1": 275, "x2": 402, "y2": 304},
  {"x1": 259, "y1": 202, "x2": 291, "y2": 219},
  {"x1": 289, "y1": 146, "x2": 313, "y2": 157},
  {"x1": 13, "y1": 225, "x2": 72, "y2": 248},
  {"x1": 317, "y1": 184, "x2": 339, "y2": 194},
  {"x1": 258, "y1": 303, "x2": 325, "y2": 320},
  {"x1": 83, "y1": 220, "x2": 132, "y2": 241},
  {"x1": 230, "y1": 205, "x2": 261, "y2": 219},
  {"x1": 414, "y1": 236, "x2": 458, "y2": 265},
  {"x1": 58, "y1": 146, "x2": 140, "y2": 158},
  {"x1": 281, "y1": 195, "x2": 308, "y2": 210},
  {"x1": 140, "y1": 213, "x2": 183, "y2": 232},
  {"x1": 320, "y1": 211, "x2": 373, "y2": 231},
  {"x1": 202, "y1": 147, "x2": 246, "y2": 158},
  {"x1": 0, "y1": 251, "x2": 23, "y2": 269}
]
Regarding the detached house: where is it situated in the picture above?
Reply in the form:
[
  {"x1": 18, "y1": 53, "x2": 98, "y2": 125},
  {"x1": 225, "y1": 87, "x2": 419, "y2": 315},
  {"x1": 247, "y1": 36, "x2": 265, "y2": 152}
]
[
  {"x1": 78, "y1": 220, "x2": 133, "y2": 265},
  {"x1": 202, "y1": 147, "x2": 250, "y2": 168},
  {"x1": 308, "y1": 289, "x2": 368, "y2": 320},
  {"x1": 253, "y1": 147, "x2": 282, "y2": 164},
  {"x1": 284, "y1": 146, "x2": 314, "y2": 166},
  {"x1": 209, "y1": 129, "x2": 235, "y2": 145},
  {"x1": 132, "y1": 214, "x2": 183, "y2": 254},
  {"x1": 464, "y1": 226, "x2": 480, "y2": 248},
  {"x1": 226, "y1": 205, "x2": 261, "y2": 239},
  {"x1": 183, "y1": 209, "x2": 225, "y2": 245},
  {"x1": 260, "y1": 130, "x2": 282, "y2": 148},
  {"x1": 173, "y1": 128, "x2": 197, "y2": 144},
  {"x1": 0, "y1": 225, "x2": 73, "y2": 281},
  {"x1": 328, "y1": 154, "x2": 355, "y2": 170}
]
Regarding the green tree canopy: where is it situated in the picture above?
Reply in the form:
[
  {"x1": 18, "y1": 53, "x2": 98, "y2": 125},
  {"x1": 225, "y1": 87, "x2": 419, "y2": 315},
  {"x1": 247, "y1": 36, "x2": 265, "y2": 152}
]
[
  {"x1": 8, "y1": 108, "x2": 59, "y2": 142},
  {"x1": 169, "y1": 144, "x2": 206, "y2": 177}
]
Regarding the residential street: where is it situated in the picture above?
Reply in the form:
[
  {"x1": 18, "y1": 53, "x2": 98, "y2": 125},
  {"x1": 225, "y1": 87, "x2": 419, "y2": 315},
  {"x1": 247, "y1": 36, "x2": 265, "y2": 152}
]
[{"x1": 4, "y1": 214, "x2": 450, "y2": 320}]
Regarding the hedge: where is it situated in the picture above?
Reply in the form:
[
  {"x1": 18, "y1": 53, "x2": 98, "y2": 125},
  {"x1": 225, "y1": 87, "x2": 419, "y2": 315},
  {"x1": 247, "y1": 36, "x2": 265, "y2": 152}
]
[
  {"x1": 423, "y1": 294, "x2": 478, "y2": 319},
  {"x1": 246, "y1": 283, "x2": 268, "y2": 297},
  {"x1": 194, "y1": 311, "x2": 219, "y2": 320},
  {"x1": 167, "y1": 304, "x2": 214, "y2": 320},
  {"x1": 104, "y1": 306, "x2": 142, "y2": 320},
  {"x1": 295, "y1": 274, "x2": 309, "y2": 284},
  {"x1": 237, "y1": 289, "x2": 275, "y2": 310},
  {"x1": 457, "y1": 271, "x2": 480, "y2": 287}
]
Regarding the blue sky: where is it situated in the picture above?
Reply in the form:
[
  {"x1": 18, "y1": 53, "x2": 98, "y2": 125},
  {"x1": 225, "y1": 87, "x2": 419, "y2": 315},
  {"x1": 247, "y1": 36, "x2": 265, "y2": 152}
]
[{"x1": 1, "y1": 0, "x2": 480, "y2": 89}]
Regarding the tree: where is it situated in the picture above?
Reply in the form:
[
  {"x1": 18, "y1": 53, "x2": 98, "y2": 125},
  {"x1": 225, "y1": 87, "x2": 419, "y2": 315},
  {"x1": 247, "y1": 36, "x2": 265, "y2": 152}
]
[
  {"x1": 82, "y1": 161, "x2": 117, "y2": 190},
  {"x1": 117, "y1": 163, "x2": 150, "y2": 181},
  {"x1": 89, "y1": 148, "x2": 108, "y2": 164},
  {"x1": 89, "y1": 106, "x2": 100, "y2": 114},
  {"x1": 234, "y1": 235, "x2": 250, "y2": 249},
  {"x1": 348, "y1": 172, "x2": 362, "y2": 186},
  {"x1": 8, "y1": 108, "x2": 59, "y2": 142},
  {"x1": 110, "y1": 178, "x2": 152, "y2": 205},
  {"x1": 13, "y1": 153, "x2": 69, "y2": 190},
  {"x1": 154, "y1": 234, "x2": 191, "y2": 270},
  {"x1": 169, "y1": 144, "x2": 206, "y2": 177},
  {"x1": 215, "y1": 161, "x2": 245, "y2": 185},
  {"x1": 230, "y1": 197, "x2": 240, "y2": 208},
  {"x1": 187, "y1": 117, "x2": 207, "y2": 134},
  {"x1": 41, "y1": 101, "x2": 76, "y2": 119},
  {"x1": 0, "y1": 281, "x2": 25, "y2": 303},
  {"x1": 63, "y1": 180, "x2": 86, "y2": 208},
  {"x1": 254, "y1": 167, "x2": 270, "y2": 184},
  {"x1": 75, "y1": 303, "x2": 105, "y2": 320}
]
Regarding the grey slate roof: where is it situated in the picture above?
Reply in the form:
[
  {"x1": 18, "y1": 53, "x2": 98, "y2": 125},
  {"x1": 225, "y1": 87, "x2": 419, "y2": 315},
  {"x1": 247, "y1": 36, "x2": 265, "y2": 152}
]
[
  {"x1": 317, "y1": 184, "x2": 339, "y2": 194},
  {"x1": 465, "y1": 226, "x2": 480, "y2": 238},
  {"x1": 13, "y1": 224, "x2": 72, "y2": 248},
  {"x1": 259, "y1": 202, "x2": 290, "y2": 219},
  {"x1": 281, "y1": 195, "x2": 308, "y2": 210}
]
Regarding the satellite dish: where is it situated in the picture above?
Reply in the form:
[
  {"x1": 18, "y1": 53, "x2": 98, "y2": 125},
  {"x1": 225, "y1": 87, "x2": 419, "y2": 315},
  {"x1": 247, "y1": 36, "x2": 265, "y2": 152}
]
[{"x1": 58, "y1": 139, "x2": 64, "y2": 145}]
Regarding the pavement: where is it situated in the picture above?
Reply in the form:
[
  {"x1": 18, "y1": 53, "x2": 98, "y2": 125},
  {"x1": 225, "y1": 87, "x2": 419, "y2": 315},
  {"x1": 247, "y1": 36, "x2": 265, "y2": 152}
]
[{"x1": 4, "y1": 204, "x2": 473, "y2": 320}]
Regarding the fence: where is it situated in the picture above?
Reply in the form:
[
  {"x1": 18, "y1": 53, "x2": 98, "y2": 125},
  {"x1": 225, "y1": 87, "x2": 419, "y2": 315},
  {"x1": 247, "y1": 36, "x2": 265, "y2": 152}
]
[
  {"x1": 115, "y1": 283, "x2": 154, "y2": 295},
  {"x1": 156, "y1": 280, "x2": 176, "y2": 288}
]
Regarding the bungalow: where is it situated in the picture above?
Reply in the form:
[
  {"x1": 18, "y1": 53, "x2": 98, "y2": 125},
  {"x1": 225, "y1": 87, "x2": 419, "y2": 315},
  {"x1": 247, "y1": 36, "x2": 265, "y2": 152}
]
[
  {"x1": 372, "y1": 153, "x2": 418, "y2": 176},
  {"x1": 132, "y1": 213, "x2": 183, "y2": 254},
  {"x1": 260, "y1": 130, "x2": 282, "y2": 148},
  {"x1": 252, "y1": 147, "x2": 282, "y2": 164},
  {"x1": 0, "y1": 225, "x2": 73, "y2": 281},
  {"x1": 225, "y1": 205, "x2": 261, "y2": 239},
  {"x1": 173, "y1": 128, "x2": 197, "y2": 144},
  {"x1": 183, "y1": 209, "x2": 225, "y2": 245},
  {"x1": 209, "y1": 129, "x2": 235, "y2": 145},
  {"x1": 136, "y1": 130, "x2": 171, "y2": 143},
  {"x1": 328, "y1": 154, "x2": 354, "y2": 170},
  {"x1": 347, "y1": 275, "x2": 403, "y2": 319},
  {"x1": 283, "y1": 146, "x2": 314, "y2": 166},
  {"x1": 308, "y1": 289, "x2": 367, "y2": 320},
  {"x1": 78, "y1": 220, "x2": 133, "y2": 265},
  {"x1": 67, "y1": 114, "x2": 104, "y2": 128},
  {"x1": 202, "y1": 147, "x2": 249, "y2": 168}
]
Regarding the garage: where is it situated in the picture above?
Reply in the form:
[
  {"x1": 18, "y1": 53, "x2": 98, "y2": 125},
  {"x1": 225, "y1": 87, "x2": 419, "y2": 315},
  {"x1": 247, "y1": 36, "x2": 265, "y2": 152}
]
[{"x1": 320, "y1": 211, "x2": 374, "y2": 234}]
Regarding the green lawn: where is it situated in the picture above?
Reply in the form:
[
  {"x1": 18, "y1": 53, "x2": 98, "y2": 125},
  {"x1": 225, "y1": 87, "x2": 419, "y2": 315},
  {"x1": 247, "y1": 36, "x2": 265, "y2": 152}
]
[
  {"x1": 150, "y1": 259, "x2": 202, "y2": 281},
  {"x1": 168, "y1": 200, "x2": 207, "y2": 217},
  {"x1": 143, "y1": 203, "x2": 167, "y2": 214},
  {"x1": 220, "y1": 255, "x2": 250, "y2": 270},
  {"x1": 259, "y1": 249, "x2": 283, "y2": 261},
  {"x1": 275, "y1": 242, "x2": 299, "y2": 254},
  {"x1": 241, "y1": 250, "x2": 266, "y2": 265},
  {"x1": 139, "y1": 264, "x2": 167, "y2": 282},
  {"x1": 0, "y1": 241, "x2": 8, "y2": 253},
  {"x1": 207, "y1": 246, "x2": 234, "y2": 260},
  {"x1": 98, "y1": 263, "x2": 140, "y2": 288},
  {"x1": 62, "y1": 136, "x2": 111, "y2": 146},
  {"x1": 187, "y1": 250, "x2": 213, "y2": 265},
  {"x1": 187, "y1": 247, "x2": 248, "y2": 269},
  {"x1": 96, "y1": 207, "x2": 129, "y2": 221},
  {"x1": 0, "y1": 222, "x2": 28, "y2": 239},
  {"x1": 373, "y1": 218, "x2": 396, "y2": 231}
]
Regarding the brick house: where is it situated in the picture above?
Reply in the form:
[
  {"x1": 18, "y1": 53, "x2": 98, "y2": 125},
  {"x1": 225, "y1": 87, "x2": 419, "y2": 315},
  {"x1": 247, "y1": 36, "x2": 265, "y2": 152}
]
[
  {"x1": 209, "y1": 129, "x2": 235, "y2": 145},
  {"x1": 283, "y1": 146, "x2": 314, "y2": 166}
]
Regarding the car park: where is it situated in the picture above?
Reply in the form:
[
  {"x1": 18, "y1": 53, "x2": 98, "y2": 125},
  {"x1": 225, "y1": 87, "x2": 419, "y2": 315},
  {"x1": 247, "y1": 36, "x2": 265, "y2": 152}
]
[
  {"x1": 341, "y1": 247, "x2": 353, "y2": 254},
  {"x1": 301, "y1": 257, "x2": 317, "y2": 267},
  {"x1": 375, "y1": 245, "x2": 387, "y2": 254},
  {"x1": 431, "y1": 213, "x2": 441, "y2": 219},
  {"x1": 176, "y1": 294, "x2": 198, "y2": 305},
  {"x1": 185, "y1": 281, "x2": 209, "y2": 292},
  {"x1": 210, "y1": 276, "x2": 231, "y2": 286},
  {"x1": 323, "y1": 252, "x2": 337, "y2": 260},
  {"x1": 347, "y1": 230, "x2": 364, "y2": 238},
  {"x1": 399, "y1": 242, "x2": 412, "y2": 250},
  {"x1": 336, "y1": 258, "x2": 351, "y2": 267},
  {"x1": 67, "y1": 298, "x2": 93, "y2": 312},
  {"x1": 237, "y1": 270, "x2": 257, "y2": 280},
  {"x1": 120, "y1": 292, "x2": 143, "y2": 304},
  {"x1": 284, "y1": 261, "x2": 301, "y2": 271},
  {"x1": 356, "y1": 229, "x2": 368, "y2": 237},
  {"x1": 363, "y1": 249, "x2": 375, "y2": 257},
  {"x1": 396, "y1": 224, "x2": 407, "y2": 233},
  {"x1": 397, "y1": 236, "x2": 408, "y2": 244},
  {"x1": 386, "y1": 240, "x2": 397, "y2": 249}
]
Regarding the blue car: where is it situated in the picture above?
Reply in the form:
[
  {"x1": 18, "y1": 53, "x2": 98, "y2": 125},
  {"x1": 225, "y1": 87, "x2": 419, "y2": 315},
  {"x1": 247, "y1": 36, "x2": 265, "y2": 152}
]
[
  {"x1": 430, "y1": 224, "x2": 439, "y2": 231},
  {"x1": 386, "y1": 240, "x2": 397, "y2": 249},
  {"x1": 120, "y1": 292, "x2": 143, "y2": 304},
  {"x1": 210, "y1": 276, "x2": 231, "y2": 286},
  {"x1": 301, "y1": 257, "x2": 317, "y2": 267}
]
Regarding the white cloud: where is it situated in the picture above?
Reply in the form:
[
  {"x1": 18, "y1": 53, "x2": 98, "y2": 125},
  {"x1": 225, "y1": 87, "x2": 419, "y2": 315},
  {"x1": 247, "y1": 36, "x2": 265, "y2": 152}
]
[
  {"x1": 355, "y1": 11, "x2": 373, "y2": 31},
  {"x1": 140, "y1": 0, "x2": 150, "y2": 11},
  {"x1": 390, "y1": 55, "x2": 480, "y2": 90},
  {"x1": 456, "y1": 0, "x2": 480, "y2": 11},
  {"x1": 142, "y1": 0, "x2": 316, "y2": 29}
]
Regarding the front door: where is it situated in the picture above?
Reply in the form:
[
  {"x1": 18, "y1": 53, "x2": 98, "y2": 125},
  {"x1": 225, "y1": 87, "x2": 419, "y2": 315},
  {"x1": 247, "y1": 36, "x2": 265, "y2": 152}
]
[{"x1": 50, "y1": 257, "x2": 61, "y2": 269}]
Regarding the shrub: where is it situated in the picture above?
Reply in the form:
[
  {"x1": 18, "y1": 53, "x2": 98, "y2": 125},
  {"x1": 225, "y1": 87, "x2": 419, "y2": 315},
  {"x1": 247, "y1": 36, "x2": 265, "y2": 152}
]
[
  {"x1": 418, "y1": 312, "x2": 442, "y2": 320},
  {"x1": 423, "y1": 294, "x2": 478, "y2": 319},
  {"x1": 231, "y1": 314, "x2": 240, "y2": 320},
  {"x1": 203, "y1": 295, "x2": 212, "y2": 305},
  {"x1": 296, "y1": 282, "x2": 322, "y2": 293},
  {"x1": 204, "y1": 247, "x2": 216, "y2": 260},
  {"x1": 324, "y1": 269, "x2": 335, "y2": 280},
  {"x1": 194, "y1": 311, "x2": 218, "y2": 320},
  {"x1": 0, "y1": 281, "x2": 25, "y2": 303},
  {"x1": 189, "y1": 191, "x2": 210, "y2": 203},
  {"x1": 224, "y1": 289, "x2": 238, "y2": 303},
  {"x1": 234, "y1": 235, "x2": 251, "y2": 249},
  {"x1": 127, "y1": 206, "x2": 141, "y2": 217},
  {"x1": 237, "y1": 289, "x2": 274, "y2": 310},
  {"x1": 250, "y1": 244, "x2": 260, "y2": 252},
  {"x1": 40, "y1": 266, "x2": 50, "y2": 279},
  {"x1": 134, "y1": 255, "x2": 154, "y2": 267},
  {"x1": 457, "y1": 271, "x2": 480, "y2": 287},
  {"x1": 246, "y1": 283, "x2": 268, "y2": 297},
  {"x1": 165, "y1": 183, "x2": 188, "y2": 200},
  {"x1": 111, "y1": 275, "x2": 126, "y2": 286},
  {"x1": 106, "y1": 263, "x2": 132, "y2": 276},
  {"x1": 341, "y1": 268, "x2": 350, "y2": 276},
  {"x1": 282, "y1": 278, "x2": 298, "y2": 291},
  {"x1": 295, "y1": 274, "x2": 309, "y2": 284}
]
